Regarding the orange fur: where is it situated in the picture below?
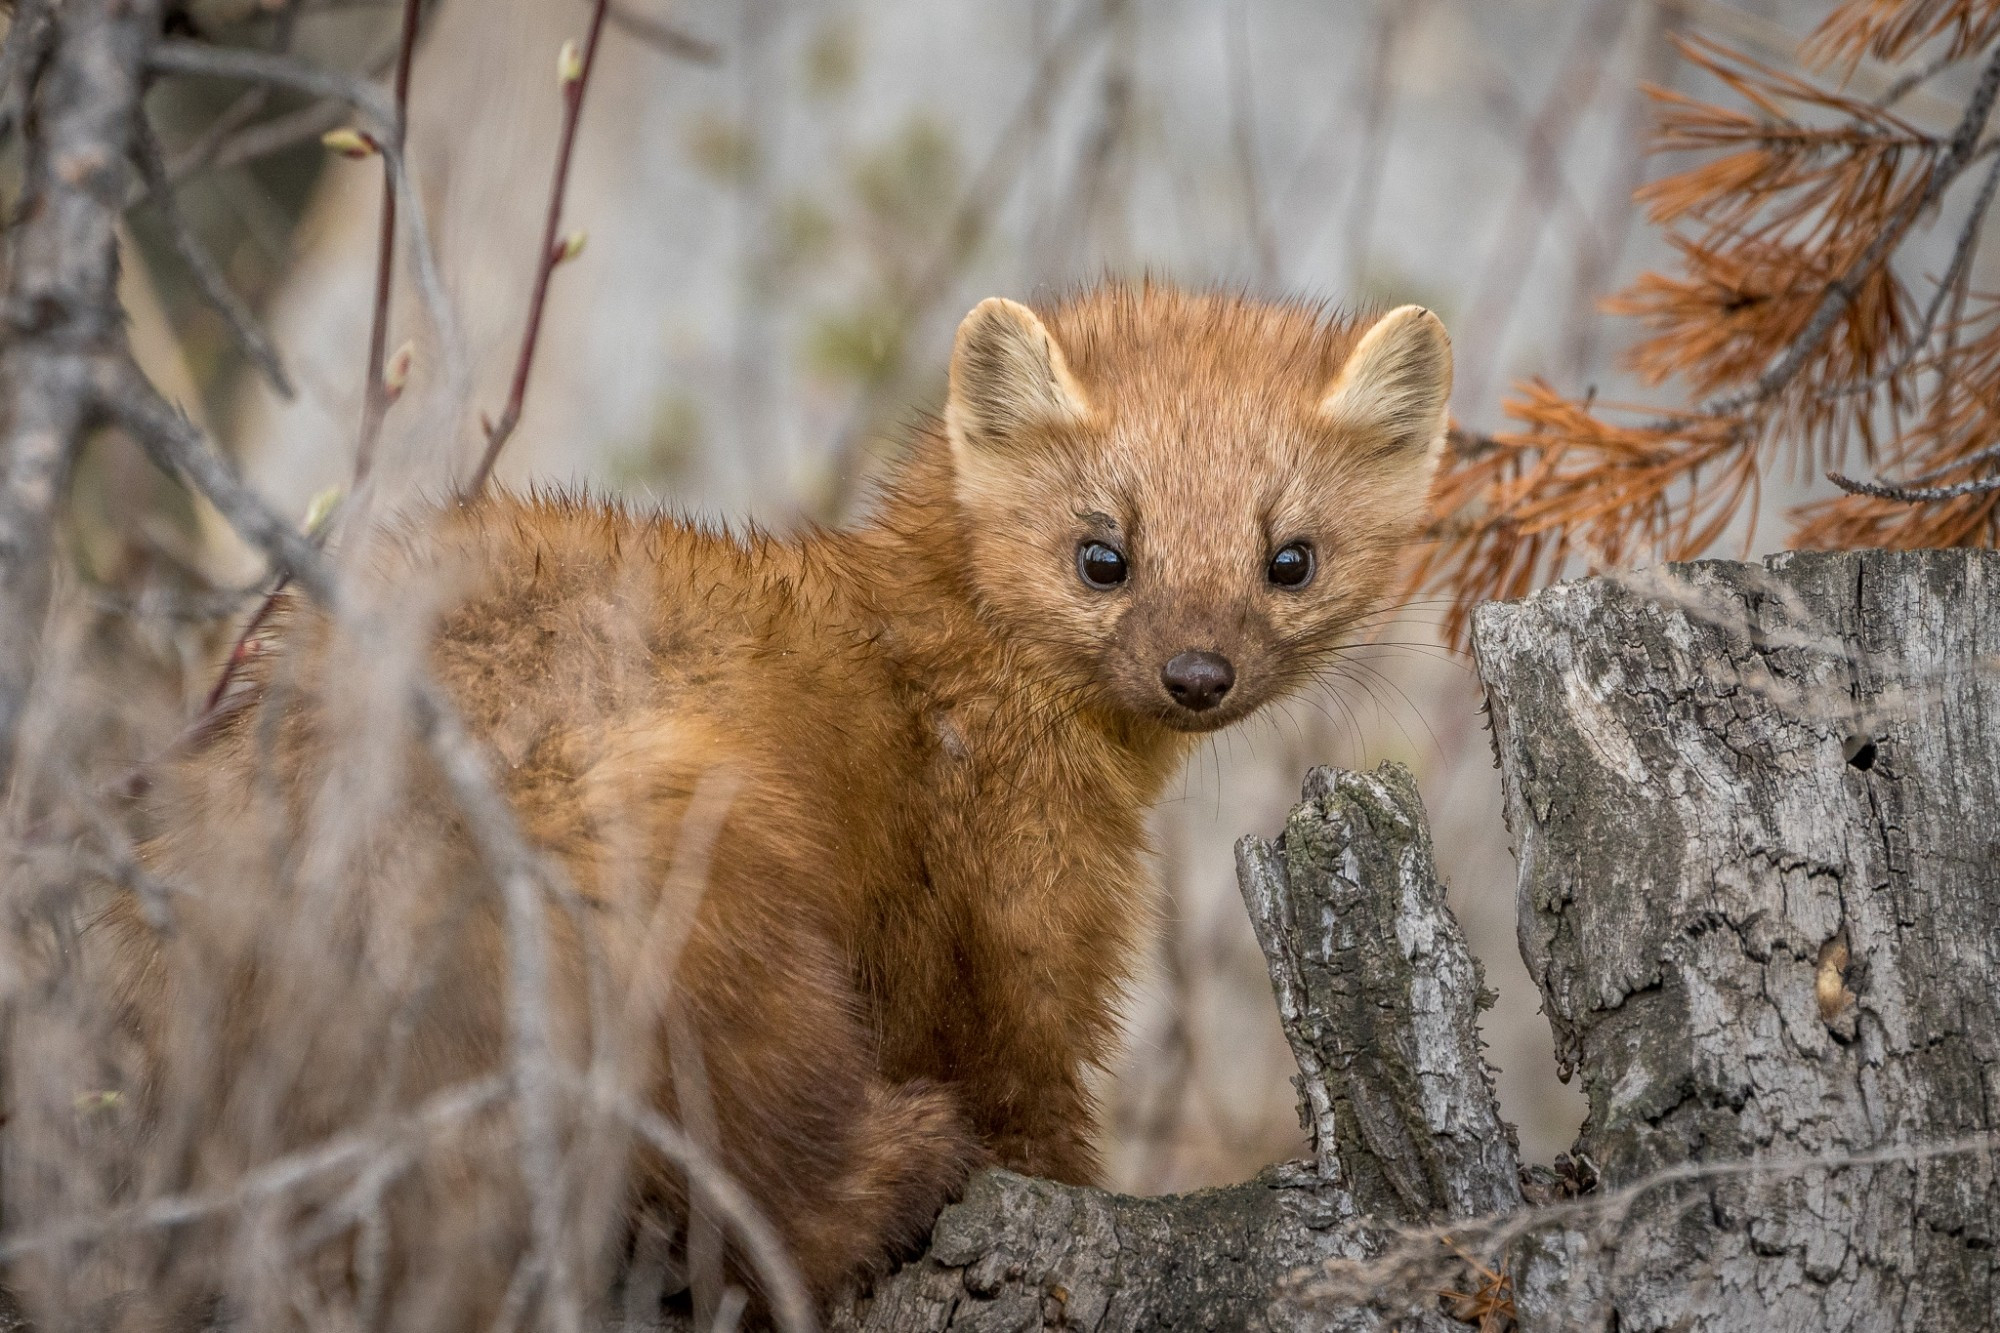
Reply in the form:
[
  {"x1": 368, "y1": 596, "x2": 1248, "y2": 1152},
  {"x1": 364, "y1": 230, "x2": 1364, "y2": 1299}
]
[{"x1": 95, "y1": 283, "x2": 1450, "y2": 1322}]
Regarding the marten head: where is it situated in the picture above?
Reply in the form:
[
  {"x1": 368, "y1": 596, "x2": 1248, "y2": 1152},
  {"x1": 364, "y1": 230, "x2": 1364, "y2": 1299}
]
[{"x1": 943, "y1": 285, "x2": 1449, "y2": 735}]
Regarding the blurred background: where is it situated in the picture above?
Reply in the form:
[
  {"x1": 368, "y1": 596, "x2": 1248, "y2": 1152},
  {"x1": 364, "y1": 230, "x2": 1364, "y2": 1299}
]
[{"x1": 98, "y1": 0, "x2": 1945, "y2": 1194}]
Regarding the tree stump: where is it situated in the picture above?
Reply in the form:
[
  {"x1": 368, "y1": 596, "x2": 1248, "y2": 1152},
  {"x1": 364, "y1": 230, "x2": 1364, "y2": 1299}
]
[{"x1": 1474, "y1": 549, "x2": 2000, "y2": 1331}]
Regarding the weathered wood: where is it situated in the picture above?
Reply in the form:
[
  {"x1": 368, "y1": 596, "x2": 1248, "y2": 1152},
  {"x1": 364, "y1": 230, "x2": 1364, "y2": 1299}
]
[
  {"x1": 1238, "y1": 763, "x2": 1521, "y2": 1224},
  {"x1": 0, "y1": 0, "x2": 161, "y2": 786},
  {"x1": 1474, "y1": 549, "x2": 2000, "y2": 1331}
]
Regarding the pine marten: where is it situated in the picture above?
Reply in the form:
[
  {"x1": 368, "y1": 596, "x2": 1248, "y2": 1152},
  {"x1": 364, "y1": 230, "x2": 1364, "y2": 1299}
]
[{"x1": 85, "y1": 284, "x2": 1450, "y2": 1324}]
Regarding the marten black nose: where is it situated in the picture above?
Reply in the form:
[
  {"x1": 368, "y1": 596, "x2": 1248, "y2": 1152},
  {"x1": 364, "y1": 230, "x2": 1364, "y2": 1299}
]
[{"x1": 1161, "y1": 651, "x2": 1235, "y2": 712}]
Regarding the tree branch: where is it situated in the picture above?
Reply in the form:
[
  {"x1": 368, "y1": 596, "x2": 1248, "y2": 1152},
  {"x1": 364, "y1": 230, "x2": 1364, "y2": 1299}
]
[
  {"x1": 129, "y1": 112, "x2": 295, "y2": 397},
  {"x1": 353, "y1": 0, "x2": 424, "y2": 480},
  {"x1": 146, "y1": 38, "x2": 398, "y2": 131},
  {"x1": 1824, "y1": 466, "x2": 2000, "y2": 500},
  {"x1": 0, "y1": 0, "x2": 57, "y2": 151},
  {"x1": 605, "y1": 1, "x2": 721, "y2": 64},
  {"x1": 1697, "y1": 38, "x2": 2000, "y2": 423},
  {"x1": 0, "y1": 0, "x2": 165, "y2": 789},
  {"x1": 463, "y1": 0, "x2": 612, "y2": 497}
]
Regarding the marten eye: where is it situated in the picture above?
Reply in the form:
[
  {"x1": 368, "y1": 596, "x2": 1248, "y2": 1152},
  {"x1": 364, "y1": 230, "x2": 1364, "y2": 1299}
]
[
  {"x1": 1076, "y1": 541, "x2": 1128, "y2": 590},
  {"x1": 1267, "y1": 542, "x2": 1315, "y2": 589}
]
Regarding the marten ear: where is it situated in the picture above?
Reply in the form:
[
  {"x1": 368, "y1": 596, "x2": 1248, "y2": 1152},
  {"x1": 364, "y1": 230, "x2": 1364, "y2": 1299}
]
[
  {"x1": 946, "y1": 298, "x2": 1090, "y2": 455},
  {"x1": 1318, "y1": 305, "x2": 1452, "y2": 467}
]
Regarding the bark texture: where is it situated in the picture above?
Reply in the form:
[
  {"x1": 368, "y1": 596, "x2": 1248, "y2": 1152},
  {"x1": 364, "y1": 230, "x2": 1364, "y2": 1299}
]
[
  {"x1": 1237, "y1": 763, "x2": 1521, "y2": 1223},
  {"x1": 1475, "y1": 548, "x2": 2000, "y2": 1331},
  {"x1": 0, "y1": 0, "x2": 161, "y2": 784}
]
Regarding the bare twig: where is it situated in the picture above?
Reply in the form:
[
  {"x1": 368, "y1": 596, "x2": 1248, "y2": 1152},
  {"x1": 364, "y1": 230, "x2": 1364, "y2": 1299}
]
[
  {"x1": 127, "y1": 0, "x2": 302, "y2": 204},
  {"x1": 179, "y1": 17, "x2": 462, "y2": 721},
  {"x1": 412, "y1": 681, "x2": 579, "y2": 1331},
  {"x1": 1224, "y1": 0, "x2": 1276, "y2": 283},
  {"x1": 0, "y1": 0, "x2": 164, "y2": 789},
  {"x1": 353, "y1": 0, "x2": 424, "y2": 481},
  {"x1": 93, "y1": 358, "x2": 334, "y2": 602},
  {"x1": 1561, "y1": 1, "x2": 1676, "y2": 378},
  {"x1": 1454, "y1": 0, "x2": 1630, "y2": 412},
  {"x1": 1332, "y1": 0, "x2": 1418, "y2": 294},
  {"x1": 97, "y1": 355, "x2": 563, "y2": 1319},
  {"x1": 1828, "y1": 141, "x2": 2000, "y2": 400},
  {"x1": 129, "y1": 114, "x2": 295, "y2": 396},
  {"x1": 146, "y1": 39, "x2": 399, "y2": 130},
  {"x1": 0, "y1": 1076, "x2": 509, "y2": 1263},
  {"x1": 149, "y1": 39, "x2": 405, "y2": 195},
  {"x1": 0, "y1": 0, "x2": 57, "y2": 151},
  {"x1": 463, "y1": 0, "x2": 613, "y2": 497},
  {"x1": 606, "y1": 0, "x2": 722, "y2": 64},
  {"x1": 585, "y1": 1082, "x2": 816, "y2": 1333},
  {"x1": 1294, "y1": 1129, "x2": 2000, "y2": 1315},
  {"x1": 1908, "y1": 436, "x2": 2000, "y2": 484},
  {"x1": 1825, "y1": 467, "x2": 2000, "y2": 501},
  {"x1": 1875, "y1": 43, "x2": 1968, "y2": 109},
  {"x1": 92, "y1": 350, "x2": 575, "y2": 1333}
]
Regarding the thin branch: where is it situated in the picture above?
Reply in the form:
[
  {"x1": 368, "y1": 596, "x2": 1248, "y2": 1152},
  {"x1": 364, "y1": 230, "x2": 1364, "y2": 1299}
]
[
  {"x1": 1455, "y1": 0, "x2": 1629, "y2": 411},
  {"x1": 1224, "y1": 0, "x2": 1277, "y2": 283},
  {"x1": 147, "y1": 39, "x2": 405, "y2": 196},
  {"x1": 146, "y1": 39, "x2": 399, "y2": 131},
  {"x1": 93, "y1": 358, "x2": 335, "y2": 603},
  {"x1": 353, "y1": 0, "x2": 424, "y2": 481},
  {"x1": 1825, "y1": 467, "x2": 2000, "y2": 500},
  {"x1": 1297, "y1": 1128, "x2": 2000, "y2": 1313},
  {"x1": 1909, "y1": 435, "x2": 2000, "y2": 483},
  {"x1": 463, "y1": 0, "x2": 613, "y2": 497},
  {"x1": 1875, "y1": 43, "x2": 1968, "y2": 109},
  {"x1": 0, "y1": 0, "x2": 57, "y2": 151},
  {"x1": 585, "y1": 1082, "x2": 816, "y2": 1333},
  {"x1": 130, "y1": 0, "x2": 302, "y2": 202},
  {"x1": 0, "y1": 0, "x2": 163, "y2": 789},
  {"x1": 1699, "y1": 38, "x2": 2000, "y2": 422},
  {"x1": 0, "y1": 1076, "x2": 509, "y2": 1263},
  {"x1": 411, "y1": 679, "x2": 578, "y2": 1332},
  {"x1": 818, "y1": 0, "x2": 1115, "y2": 518},
  {"x1": 130, "y1": 114, "x2": 295, "y2": 396},
  {"x1": 1828, "y1": 141, "x2": 2000, "y2": 401},
  {"x1": 1332, "y1": 0, "x2": 1419, "y2": 295},
  {"x1": 606, "y1": 0, "x2": 722, "y2": 64}
]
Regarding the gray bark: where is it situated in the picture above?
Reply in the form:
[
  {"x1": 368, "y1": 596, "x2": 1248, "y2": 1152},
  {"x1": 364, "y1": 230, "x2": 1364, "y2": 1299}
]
[
  {"x1": 0, "y1": 0, "x2": 161, "y2": 786},
  {"x1": 1238, "y1": 764, "x2": 1521, "y2": 1224},
  {"x1": 1474, "y1": 549, "x2": 2000, "y2": 1331}
]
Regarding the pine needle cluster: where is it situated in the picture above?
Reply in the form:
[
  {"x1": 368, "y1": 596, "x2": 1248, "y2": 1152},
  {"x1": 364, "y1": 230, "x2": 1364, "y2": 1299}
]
[{"x1": 1419, "y1": 0, "x2": 2000, "y2": 641}]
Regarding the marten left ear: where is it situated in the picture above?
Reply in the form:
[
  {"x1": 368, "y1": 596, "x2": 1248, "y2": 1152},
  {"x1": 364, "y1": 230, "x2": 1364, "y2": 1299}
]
[
  {"x1": 1319, "y1": 305, "x2": 1452, "y2": 467},
  {"x1": 946, "y1": 298, "x2": 1091, "y2": 457}
]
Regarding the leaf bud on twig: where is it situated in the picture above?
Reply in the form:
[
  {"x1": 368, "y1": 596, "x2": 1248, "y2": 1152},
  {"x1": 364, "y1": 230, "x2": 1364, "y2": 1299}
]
[
  {"x1": 384, "y1": 340, "x2": 416, "y2": 401},
  {"x1": 559, "y1": 39, "x2": 585, "y2": 89},
  {"x1": 303, "y1": 487, "x2": 344, "y2": 537},
  {"x1": 555, "y1": 230, "x2": 589, "y2": 265},
  {"x1": 321, "y1": 128, "x2": 379, "y2": 159}
]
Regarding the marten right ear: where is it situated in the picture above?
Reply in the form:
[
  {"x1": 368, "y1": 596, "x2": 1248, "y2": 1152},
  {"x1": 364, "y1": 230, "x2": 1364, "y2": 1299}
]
[
  {"x1": 1318, "y1": 305, "x2": 1452, "y2": 468},
  {"x1": 946, "y1": 298, "x2": 1091, "y2": 457}
]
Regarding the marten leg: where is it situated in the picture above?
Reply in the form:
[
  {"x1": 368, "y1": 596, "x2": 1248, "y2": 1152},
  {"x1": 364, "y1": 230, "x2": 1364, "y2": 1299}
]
[{"x1": 645, "y1": 907, "x2": 982, "y2": 1303}]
